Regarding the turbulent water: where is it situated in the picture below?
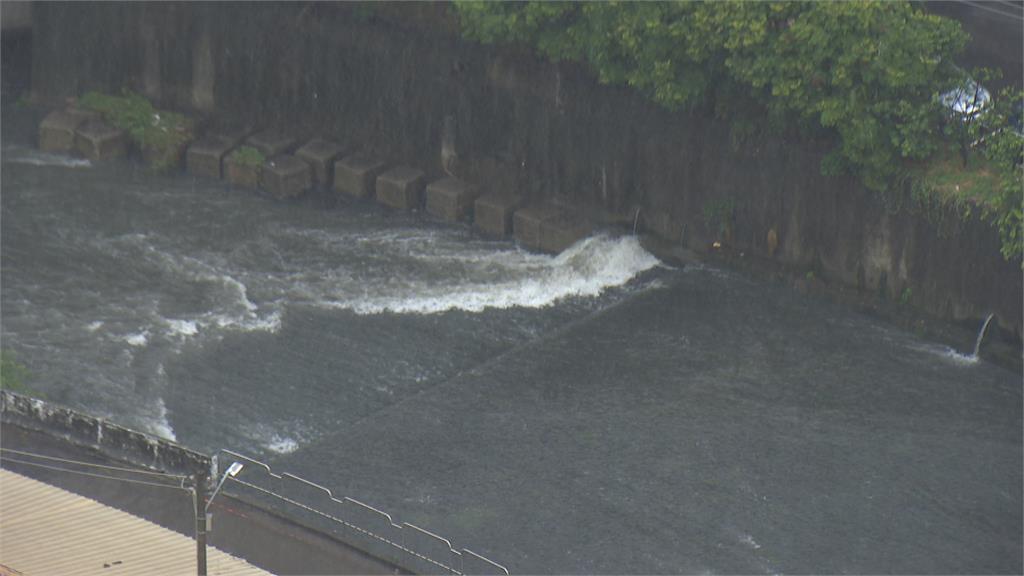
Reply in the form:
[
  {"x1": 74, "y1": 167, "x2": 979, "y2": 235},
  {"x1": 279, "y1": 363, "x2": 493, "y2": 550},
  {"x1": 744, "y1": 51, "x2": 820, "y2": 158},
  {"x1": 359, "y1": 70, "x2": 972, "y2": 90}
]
[
  {"x1": 1, "y1": 143, "x2": 660, "y2": 449},
  {"x1": 2, "y1": 114, "x2": 1021, "y2": 574}
]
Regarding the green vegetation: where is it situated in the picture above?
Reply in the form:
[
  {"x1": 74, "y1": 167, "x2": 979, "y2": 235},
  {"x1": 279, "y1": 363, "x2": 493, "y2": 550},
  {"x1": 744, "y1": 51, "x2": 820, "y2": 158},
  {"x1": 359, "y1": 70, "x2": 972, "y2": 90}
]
[
  {"x1": 1, "y1": 350, "x2": 38, "y2": 397},
  {"x1": 900, "y1": 287, "x2": 913, "y2": 305},
  {"x1": 702, "y1": 197, "x2": 735, "y2": 240},
  {"x1": 229, "y1": 145, "x2": 266, "y2": 168},
  {"x1": 454, "y1": 1, "x2": 1022, "y2": 260},
  {"x1": 912, "y1": 87, "x2": 1023, "y2": 260},
  {"x1": 79, "y1": 90, "x2": 194, "y2": 173}
]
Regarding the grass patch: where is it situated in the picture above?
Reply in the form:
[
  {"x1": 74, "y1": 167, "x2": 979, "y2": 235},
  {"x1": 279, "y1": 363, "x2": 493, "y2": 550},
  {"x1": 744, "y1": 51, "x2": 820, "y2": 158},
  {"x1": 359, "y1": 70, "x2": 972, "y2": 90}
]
[
  {"x1": 229, "y1": 145, "x2": 265, "y2": 168},
  {"x1": 904, "y1": 139, "x2": 1022, "y2": 261},
  {"x1": 79, "y1": 90, "x2": 194, "y2": 173},
  {"x1": 915, "y1": 145, "x2": 1002, "y2": 209}
]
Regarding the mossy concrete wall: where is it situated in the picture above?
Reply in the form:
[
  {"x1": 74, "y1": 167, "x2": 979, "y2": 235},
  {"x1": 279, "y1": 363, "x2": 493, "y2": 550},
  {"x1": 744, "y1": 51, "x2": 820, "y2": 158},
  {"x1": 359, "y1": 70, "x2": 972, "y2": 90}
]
[{"x1": 29, "y1": 2, "x2": 1022, "y2": 338}]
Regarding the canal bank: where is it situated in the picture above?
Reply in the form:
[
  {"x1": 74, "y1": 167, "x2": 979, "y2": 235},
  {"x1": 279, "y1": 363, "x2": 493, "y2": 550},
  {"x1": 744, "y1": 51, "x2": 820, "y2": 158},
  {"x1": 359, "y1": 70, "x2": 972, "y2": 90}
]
[{"x1": 19, "y1": 2, "x2": 1023, "y2": 342}]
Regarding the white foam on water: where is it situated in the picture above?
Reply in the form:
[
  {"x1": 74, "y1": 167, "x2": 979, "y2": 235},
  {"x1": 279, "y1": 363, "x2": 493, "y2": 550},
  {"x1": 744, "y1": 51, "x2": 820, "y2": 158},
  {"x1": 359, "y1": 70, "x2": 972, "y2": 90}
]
[
  {"x1": 3, "y1": 147, "x2": 93, "y2": 168},
  {"x1": 319, "y1": 234, "x2": 660, "y2": 315},
  {"x1": 146, "y1": 397, "x2": 177, "y2": 441},
  {"x1": 163, "y1": 318, "x2": 199, "y2": 337},
  {"x1": 908, "y1": 342, "x2": 980, "y2": 366},
  {"x1": 265, "y1": 435, "x2": 300, "y2": 454},
  {"x1": 740, "y1": 533, "x2": 762, "y2": 550},
  {"x1": 938, "y1": 347, "x2": 980, "y2": 366},
  {"x1": 121, "y1": 330, "x2": 150, "y2": 347},
  {"x1": 86, "y1": 320, "x2": 104, "y2": 332}
]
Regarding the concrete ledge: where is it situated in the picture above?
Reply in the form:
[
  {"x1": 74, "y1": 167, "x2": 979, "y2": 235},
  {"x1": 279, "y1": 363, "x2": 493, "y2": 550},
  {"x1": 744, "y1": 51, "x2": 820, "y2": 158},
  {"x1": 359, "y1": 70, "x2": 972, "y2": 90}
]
[
  {"x1": 513, "y1": 205, "x2": 561, "y2": 251},
  {"x1": 474, "y1": 193, "x2": 526, "y2": 238},
  {"x1": 375, "y1": 166, "x2": 425, "y2": 210},
  {"x1": 514, "y1": 206, "x2": 591, "y2": 253},
  {"x1": 262, "y1": 155, "x2": 311, "y2": 199},
  {"x1": 295, "y1": 139, "x2": 343, "y2": 188},
  {"x1": 225, "y1": 154, "x2": 262, "y2": 190},
  {"x1": 74, "y1": 120, "x2": 127, "y2": 161},
  {"x1": 1, "y1": 391, "x2": 209, "y2": 476},
  {"x1": 539, "y1": 213, "x2": 592, "y2": 253},
  {"x1": 334, "y1": 155, "x2": 386, "y2": 199},
  {"x1": 425, "y1": 177, "x2": 479, "y2": 223},
  {"x1": 247, "y1": 130, "x2": 296, "y2": 157},
  {"x1": 187, "y1": 135, "x2": 240, "y2": 179},
  {"x1": 39, "y1": 109, "x2": 96, "y2": 153}
]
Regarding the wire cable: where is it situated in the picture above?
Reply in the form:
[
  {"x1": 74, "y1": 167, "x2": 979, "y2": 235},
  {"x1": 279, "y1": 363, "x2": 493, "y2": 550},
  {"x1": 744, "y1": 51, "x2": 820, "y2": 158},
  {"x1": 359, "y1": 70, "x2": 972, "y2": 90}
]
[
  {"x1": 2, "y1": 458, "x2": 190, "y2": 491},
  {"x1": 0, "y1": 447, "x2": 189, "y2": 479},
  {"x1": 959, "y1": 0, "x2": 1024, "y2": 22}
]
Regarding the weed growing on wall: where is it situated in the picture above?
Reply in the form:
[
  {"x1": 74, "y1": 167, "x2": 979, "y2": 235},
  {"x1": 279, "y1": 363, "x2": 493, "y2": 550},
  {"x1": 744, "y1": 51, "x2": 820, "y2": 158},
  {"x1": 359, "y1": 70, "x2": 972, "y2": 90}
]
[
  {"x1": 229, "y1": 146, "x2": 266, "y2": 168},
  {"x1": 79, "y1": 90, "x2": 194, "y2": 173}
]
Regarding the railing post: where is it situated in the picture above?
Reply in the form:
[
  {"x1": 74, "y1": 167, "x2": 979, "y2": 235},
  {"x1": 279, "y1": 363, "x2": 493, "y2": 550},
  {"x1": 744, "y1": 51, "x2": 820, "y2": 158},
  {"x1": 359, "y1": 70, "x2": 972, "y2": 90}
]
[{"x1": 194, "y1": 469, "x2": 208, "y2": 576}]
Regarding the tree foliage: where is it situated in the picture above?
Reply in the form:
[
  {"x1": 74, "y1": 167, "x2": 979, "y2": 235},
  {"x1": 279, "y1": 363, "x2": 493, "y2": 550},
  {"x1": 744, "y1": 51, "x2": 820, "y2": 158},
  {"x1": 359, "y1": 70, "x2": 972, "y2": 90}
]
[
  {"x1": 976, "y1": 88, "x2": 1024, "y2": 261},
  {"x1": 456, "y1": 1, "x2": 1024, "y2": 260},
  {"x1": 455, "y1": 1, "x2": 967, "y2": 192}
]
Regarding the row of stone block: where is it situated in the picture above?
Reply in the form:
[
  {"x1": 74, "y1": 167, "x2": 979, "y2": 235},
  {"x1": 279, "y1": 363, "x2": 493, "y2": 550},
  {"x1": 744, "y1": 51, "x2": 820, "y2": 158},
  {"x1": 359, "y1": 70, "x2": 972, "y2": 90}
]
[
  {"x1": 185, "y1": 129, "x2": 591, "y2": 253},
  {"x1": 39, "y1": 109, "x2": 128, "y2": 161},
  {"x1": 38, "y1": 109, "x2": 591, "y2": 253},
  {"x1": 186, "y1": 129, "x2": 321, "y2": 200}
]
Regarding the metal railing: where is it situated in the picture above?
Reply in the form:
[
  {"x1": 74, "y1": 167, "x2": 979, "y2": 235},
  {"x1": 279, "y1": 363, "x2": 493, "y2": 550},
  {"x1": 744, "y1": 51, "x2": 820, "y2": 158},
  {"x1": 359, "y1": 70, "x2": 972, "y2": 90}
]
[{"x1": 214, "y1": 449, "x2": 509, "y2": 575}]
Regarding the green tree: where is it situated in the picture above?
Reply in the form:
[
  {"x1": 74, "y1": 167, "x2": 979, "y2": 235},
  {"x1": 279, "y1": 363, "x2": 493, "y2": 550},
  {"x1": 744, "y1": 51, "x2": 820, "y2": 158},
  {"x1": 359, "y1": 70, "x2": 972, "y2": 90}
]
[
  {"x1": 976, "y1": 88, "x2": 1024, "y2": 260},
  {"x1": 455, "y1": 1, "x2": 967, "y2": 192}
]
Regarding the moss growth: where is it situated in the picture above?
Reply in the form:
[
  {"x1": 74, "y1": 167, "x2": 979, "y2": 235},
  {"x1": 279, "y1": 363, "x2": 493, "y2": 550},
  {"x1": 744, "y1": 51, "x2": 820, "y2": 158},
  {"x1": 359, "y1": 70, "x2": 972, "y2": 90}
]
[
  {"x1": 229, "y1": 145, "x2": 266, "y2": 168},
  {"x1": 900, "y1": 287, "x2": 913, "y2": 306},
  {"x1": 79, "y1": 90, "x2": 194, "y2": 173}
]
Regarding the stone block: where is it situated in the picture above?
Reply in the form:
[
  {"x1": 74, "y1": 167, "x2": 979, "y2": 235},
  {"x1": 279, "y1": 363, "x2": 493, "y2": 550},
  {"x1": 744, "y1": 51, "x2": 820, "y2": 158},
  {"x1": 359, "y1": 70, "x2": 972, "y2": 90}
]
[
  {"x1": 474, "y1": 193, "x2": 526, "y2": 238},
  {"x1": 295, "y1": 139, "x2": 343, "y2": 187},
  {"x1": 513, "y1": 206, "x2": 561, "y2": 251},
  {"x1": 246, "y1": 130, "x2": 296, "y2": 157},
  {"x1": 375, "y1": 166, "x2": 426, "y2": 210},
  {"x1": 186, "y1": 136, "x2": 237, "y2": 179},
  {"x1": 261, "y1": 155, "x2": 311, "y2": 200},
  {"x1": 224, "y1": 152, "x2": 262, "y2": 190},
  {"x1": 539, "y1": 214, "x2": 591, "y2": 253},
  {"x1": 39, "y1": 109, "x2": 95, "y2": 153},
  {"x1": 74, "y1": 120, "x2": 127, "y2": 161},
  {"x1": 426, "y1": 177, "x2": 479, "y2": 223},
  {"x1": 334, "y1": 155, "x2": 386, "y2": 199}
]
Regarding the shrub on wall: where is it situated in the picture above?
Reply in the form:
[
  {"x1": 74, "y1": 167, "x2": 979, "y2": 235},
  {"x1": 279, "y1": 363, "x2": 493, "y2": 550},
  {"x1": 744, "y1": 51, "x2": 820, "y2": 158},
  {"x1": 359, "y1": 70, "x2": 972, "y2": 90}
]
[{"x1": 79, "y1": 90, "x2": 194, "y2": 173}]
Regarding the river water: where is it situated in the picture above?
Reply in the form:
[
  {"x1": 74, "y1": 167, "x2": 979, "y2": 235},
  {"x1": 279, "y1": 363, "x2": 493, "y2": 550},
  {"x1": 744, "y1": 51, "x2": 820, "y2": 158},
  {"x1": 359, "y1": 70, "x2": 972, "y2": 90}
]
[{"x1": 2, "y1": 108, "x2": 1021, "y2": 574}]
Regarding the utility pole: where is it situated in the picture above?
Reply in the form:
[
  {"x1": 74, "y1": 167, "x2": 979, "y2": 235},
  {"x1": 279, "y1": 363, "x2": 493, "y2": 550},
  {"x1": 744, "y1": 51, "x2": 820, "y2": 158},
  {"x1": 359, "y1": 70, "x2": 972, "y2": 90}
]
[{"x1": 194, "y1": 469, "x2": 208, "y2": 576}]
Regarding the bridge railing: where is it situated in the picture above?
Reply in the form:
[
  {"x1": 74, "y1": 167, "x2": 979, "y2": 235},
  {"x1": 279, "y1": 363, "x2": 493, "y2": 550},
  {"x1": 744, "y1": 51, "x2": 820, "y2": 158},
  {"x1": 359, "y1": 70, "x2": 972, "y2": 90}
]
[{"x1": 214, "y1": 449, "x2": 508, "y2": 575}]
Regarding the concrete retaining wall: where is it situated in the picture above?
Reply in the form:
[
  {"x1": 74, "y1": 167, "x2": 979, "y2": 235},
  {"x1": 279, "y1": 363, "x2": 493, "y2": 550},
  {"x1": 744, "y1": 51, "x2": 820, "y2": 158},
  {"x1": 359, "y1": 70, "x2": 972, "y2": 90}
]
[
  {"x1": 1, "y1": 391, "x2": 210, "y2": 476},
  {"x1": 26, "y1": 2, "x2": 1023, "y2": 339}
]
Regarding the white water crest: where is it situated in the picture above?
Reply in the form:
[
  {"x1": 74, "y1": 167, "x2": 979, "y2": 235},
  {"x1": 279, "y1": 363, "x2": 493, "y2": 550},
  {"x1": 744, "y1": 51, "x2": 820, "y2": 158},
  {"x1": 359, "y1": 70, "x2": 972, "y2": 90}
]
[
  {"x1": 3, "y1": 146, "x2": 92, "y2": 168},
  {"x1": 265, "y1": 435, "x2": 300, "y2": 454},
  {"x1": 145, "y1": 396, "x2": 177, "y2": 441},
  {"x1": 317, "y1": 234, "x2": 661, "y2": 314}
]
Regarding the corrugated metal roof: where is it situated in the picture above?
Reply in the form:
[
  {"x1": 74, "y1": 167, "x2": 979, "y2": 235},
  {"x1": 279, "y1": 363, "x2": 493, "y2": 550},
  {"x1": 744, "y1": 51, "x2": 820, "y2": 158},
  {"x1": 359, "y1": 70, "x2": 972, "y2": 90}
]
[{"x1": 0, "y1": 469, "x2": 272, "y2": 576}]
